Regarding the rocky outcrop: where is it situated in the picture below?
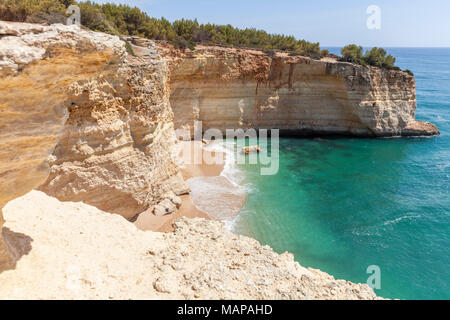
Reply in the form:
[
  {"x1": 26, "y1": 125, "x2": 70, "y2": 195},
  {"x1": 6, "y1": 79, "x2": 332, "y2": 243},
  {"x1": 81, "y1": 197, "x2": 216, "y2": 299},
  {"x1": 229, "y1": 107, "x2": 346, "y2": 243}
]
[
  {"x1": 0, "y1": 22, "x2": 188, "y2": 220},
  {"x1": 0, "y1": 21, "x2": 124, "y2": 271},
  {"x1": 36, "y1": 36, "x2": 189, "y2": 218},
  {"x1": 161, "y1": 44, "x2": 439, "y2": 137},
  {"x1": 0, "y1": 191, "x2": 381, "y2": 300},
  {"x1": 37, "y1": 32, "x2": 189, "y2": 220},
  {"x1": 0, "y1": 21, "x2": 187, "y2": 270}
]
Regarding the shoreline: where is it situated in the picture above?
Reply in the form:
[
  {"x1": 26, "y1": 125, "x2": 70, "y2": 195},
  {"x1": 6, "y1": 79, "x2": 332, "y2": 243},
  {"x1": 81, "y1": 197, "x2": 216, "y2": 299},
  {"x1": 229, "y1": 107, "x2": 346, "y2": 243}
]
[{"x1": 134, "y1": 140, "x2": 246, "y2": 232}]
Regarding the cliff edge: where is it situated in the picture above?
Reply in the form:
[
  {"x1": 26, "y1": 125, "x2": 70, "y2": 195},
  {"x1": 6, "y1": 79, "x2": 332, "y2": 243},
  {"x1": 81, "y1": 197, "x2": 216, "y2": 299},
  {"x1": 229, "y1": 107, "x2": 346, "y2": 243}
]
[
  {"x1": 0, "y1": 21, "x2": 124, "y2": 270},
  {"x1": 160, "y1": 44, "x2": 439, "y2": 137},
  {"x1": 0, "y1": 21, "x2": 188, "y2": 270},
  {"x1": 0, "y1": 191, "x2": 381, "y2": 300},
  {"x1": 0, "y1": 21, "x2": 189, "y2": 221}
]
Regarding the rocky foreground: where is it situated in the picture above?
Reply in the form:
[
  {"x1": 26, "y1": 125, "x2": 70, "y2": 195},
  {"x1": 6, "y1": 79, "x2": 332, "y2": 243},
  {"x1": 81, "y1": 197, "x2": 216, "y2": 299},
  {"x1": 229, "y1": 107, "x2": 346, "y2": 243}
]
[{"x1": 0, "y1": 191, "x2": 380, "y2": 300}]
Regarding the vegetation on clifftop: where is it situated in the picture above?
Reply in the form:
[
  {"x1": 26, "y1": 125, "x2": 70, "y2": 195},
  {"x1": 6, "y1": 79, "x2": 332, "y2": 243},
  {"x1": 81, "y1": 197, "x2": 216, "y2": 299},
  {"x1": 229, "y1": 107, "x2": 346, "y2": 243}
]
[
  {"x1": 0, "y1": 0, "x2": 73, "y2": 23},
  {"x1": 341, "y1": 44, "x2": 397, "y2": 70},
  {"x1": 0, "y1": 0, "x2": 398, "y2": 69}
]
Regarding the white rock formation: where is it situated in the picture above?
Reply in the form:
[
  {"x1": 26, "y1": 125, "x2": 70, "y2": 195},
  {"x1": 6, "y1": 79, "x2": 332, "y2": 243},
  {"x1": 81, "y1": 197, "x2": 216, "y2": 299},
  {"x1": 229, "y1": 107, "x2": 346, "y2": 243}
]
[{"x1": 0, "y1": 191, "x2": 381, "y2": 300}]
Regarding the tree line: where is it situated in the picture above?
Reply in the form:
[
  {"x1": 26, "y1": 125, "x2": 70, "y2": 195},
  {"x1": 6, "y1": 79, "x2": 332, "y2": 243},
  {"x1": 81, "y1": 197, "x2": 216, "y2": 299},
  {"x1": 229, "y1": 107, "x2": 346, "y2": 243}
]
[{"x1": 0, "y1": 0, "x2": 400, "y2": 69}]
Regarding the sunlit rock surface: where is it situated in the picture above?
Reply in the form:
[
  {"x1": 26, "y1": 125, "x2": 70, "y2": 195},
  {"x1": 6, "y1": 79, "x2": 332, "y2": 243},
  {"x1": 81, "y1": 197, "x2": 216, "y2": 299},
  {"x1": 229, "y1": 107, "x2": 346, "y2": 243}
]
[
  {"x1": 0, "y1": 21, "x2": 187, "y2": 270},
  {"x1": 160, "y1": 44, "x2": 439, "y2": 137},
  {"x1": 0, "y1": 191, "x2": 382, "y2": 300},
  {"x1": 0, "y1": 21, "x2": 124, "y2": 271}
]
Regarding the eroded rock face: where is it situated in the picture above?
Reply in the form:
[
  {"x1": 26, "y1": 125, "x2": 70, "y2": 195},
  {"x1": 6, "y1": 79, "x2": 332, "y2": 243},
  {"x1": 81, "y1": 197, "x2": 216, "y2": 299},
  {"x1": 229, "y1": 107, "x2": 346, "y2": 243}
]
[
  {"x1": 38, "y1": 41, "x2": 189, "y2": 219},
  {"x1": 0, "y1": 21, "x2": 187, "y2": 270},
  {"x1": 162, "y1": 45, "x2": 439, "y2": 137},
  {"x1": 0, "y1": 21, "x2": 125, "y2": 271},
  {"x1": 0, "y1": 23, "x2": 190, "y2": 220},
  {"x1": 0, "y1": 191, "x2": 382, "y2": 300}
]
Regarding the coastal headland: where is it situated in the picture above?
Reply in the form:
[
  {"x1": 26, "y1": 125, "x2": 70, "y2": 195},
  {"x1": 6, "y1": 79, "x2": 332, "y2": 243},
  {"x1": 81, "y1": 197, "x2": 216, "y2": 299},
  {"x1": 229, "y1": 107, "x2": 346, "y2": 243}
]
[{"x1": 0, "y1": 20, "x2": 439, "y2": 299}]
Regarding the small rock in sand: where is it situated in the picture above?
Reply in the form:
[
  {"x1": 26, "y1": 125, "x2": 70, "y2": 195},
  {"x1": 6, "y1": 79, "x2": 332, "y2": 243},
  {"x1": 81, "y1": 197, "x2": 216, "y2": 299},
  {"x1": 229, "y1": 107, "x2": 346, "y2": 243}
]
[{"x1": 242, "y1": 146, "x2": 261, "y2": 154}]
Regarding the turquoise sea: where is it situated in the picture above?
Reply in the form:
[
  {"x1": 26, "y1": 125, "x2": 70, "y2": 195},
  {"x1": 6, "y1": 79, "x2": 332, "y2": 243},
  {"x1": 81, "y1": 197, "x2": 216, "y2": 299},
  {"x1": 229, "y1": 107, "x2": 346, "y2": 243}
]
[{"x1": 233, "y1": 48, "x2": 450, "y2": 300}]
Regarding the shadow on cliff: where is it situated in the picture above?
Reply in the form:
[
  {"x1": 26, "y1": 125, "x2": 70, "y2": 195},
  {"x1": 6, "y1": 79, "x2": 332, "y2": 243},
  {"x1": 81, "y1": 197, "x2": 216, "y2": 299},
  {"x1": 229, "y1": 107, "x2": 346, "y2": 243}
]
[{"x1": 1, "y1": 227, "x2": 33, "y2": 272}]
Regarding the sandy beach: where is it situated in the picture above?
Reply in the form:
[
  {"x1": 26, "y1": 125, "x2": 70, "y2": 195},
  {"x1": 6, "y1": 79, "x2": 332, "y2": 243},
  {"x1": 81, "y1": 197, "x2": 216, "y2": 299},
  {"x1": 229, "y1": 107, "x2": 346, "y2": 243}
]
[{"x1": 134, "y1": 141, "x2": 246, "y2": 232}]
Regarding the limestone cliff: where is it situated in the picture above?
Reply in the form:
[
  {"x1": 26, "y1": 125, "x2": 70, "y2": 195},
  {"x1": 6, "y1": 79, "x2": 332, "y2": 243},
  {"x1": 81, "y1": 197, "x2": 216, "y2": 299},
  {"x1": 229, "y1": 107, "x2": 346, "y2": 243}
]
[
  {"x1": 0, "y1": 21, "x2": 187, "y2": 270},
  {"x1": 37, "y1": 36, "x2": 189, "y2": 219},
  {"x1": 0, "y1": 191, "x2": 381, "y2": 300},
  {"x1": 0, "y1": 22, "x2": 187, "y2": 220},
  {"x1": 0, "y1": 21, "x2": 123, "y2": 271},
  {"x1": 160, "y1": 44, "x2": 439, "y2": 137}
]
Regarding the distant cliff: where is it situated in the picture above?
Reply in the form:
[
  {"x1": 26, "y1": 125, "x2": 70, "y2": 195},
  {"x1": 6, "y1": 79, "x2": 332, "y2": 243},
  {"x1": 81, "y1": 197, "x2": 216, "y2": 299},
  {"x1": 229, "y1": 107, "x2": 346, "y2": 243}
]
[{"x1": 160, "y1": 44, "x2": 439, "y2": 137}]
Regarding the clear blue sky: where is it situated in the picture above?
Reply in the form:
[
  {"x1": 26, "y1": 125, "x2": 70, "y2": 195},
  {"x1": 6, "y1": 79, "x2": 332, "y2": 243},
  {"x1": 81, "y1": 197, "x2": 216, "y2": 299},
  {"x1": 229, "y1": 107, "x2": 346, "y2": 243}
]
[{"x1": 93, "y1": 0, "x2": 450, "y2": 47}]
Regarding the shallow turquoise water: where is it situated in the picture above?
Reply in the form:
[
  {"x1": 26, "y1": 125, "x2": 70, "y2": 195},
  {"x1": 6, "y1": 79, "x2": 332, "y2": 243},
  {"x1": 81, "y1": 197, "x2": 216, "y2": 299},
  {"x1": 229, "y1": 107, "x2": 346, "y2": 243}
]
[{"x1": 233, "y1": 48, "x2": 450, "y2": 300}]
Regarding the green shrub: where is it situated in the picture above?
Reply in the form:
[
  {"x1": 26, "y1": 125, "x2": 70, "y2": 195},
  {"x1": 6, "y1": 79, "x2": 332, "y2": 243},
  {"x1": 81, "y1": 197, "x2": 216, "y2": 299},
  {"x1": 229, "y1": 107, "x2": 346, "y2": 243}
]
[
  {"x1": 123, "y1": 40, "x2": 135, "y2": 56},
  {"x1": 172, "y1": 36, "x2": 196, "y2": 51},
  {"x1": 77, "y1": 1, "x2": 112, "y2": 33},
  {"x1": 0, "y1": 0, "x2": 322, "y2": 58},
  {"x1": 320, "y1": 49, "x2": 330, "y2": 58},
  {"x1": 341, "y1": 45, "x2": 397, "y2": 69},
  {"x1": 364, "y1": 47, "x2": 396, "y2": 69},
  {"x1": 341, "y1": 44, "x2": 366, "y2": 65},
  {"x1": 0, "y1": 0, "x2": 74, "y2": 22}
]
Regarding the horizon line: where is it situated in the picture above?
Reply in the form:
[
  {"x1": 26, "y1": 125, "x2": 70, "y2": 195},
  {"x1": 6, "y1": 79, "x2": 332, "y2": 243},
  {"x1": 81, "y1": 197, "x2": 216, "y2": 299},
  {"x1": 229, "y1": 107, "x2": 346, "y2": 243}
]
[{"x1": 323, "y1": 46, "x2": 450, "y2": 48}]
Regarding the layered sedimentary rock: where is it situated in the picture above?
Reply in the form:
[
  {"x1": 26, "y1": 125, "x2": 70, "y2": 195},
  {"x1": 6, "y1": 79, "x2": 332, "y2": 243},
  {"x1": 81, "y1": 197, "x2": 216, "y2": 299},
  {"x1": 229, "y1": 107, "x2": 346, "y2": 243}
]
[
  {"x1": 0, "y1": 23, "x2": 189, "y2": 220},
  {"x1": 0, "y1": 191, "x2": 381, "y2": 300},
  {"x1": 0, "y1": 21, "x2": 124, "y2": 271},
  {"x1": 0, "y1": 22, "x2": 187, "y2": 270},
  {"x1": 162, "y1": 45, "x2": 439, "y2": 137}
]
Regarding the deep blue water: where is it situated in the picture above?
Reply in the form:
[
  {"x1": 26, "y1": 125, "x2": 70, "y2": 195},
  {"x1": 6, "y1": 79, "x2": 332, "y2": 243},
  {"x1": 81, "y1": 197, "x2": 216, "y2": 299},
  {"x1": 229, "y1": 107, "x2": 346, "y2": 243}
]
[{"x1": 233, "y1": 48, "x2": 450, "y2": 300}]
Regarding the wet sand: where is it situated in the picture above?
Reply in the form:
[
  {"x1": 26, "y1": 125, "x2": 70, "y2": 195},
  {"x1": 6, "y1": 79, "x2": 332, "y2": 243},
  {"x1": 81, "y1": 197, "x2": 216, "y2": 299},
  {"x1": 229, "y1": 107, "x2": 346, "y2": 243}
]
[
  {"x1": 186, "y1": 176, "x2": 247, "y2": 222},
  {"x1": 134, "y1": 141, "x2": 239, "y2": 232},
  {"x1": 178, "y1": 141, "x2": 226, "y2": 180}
]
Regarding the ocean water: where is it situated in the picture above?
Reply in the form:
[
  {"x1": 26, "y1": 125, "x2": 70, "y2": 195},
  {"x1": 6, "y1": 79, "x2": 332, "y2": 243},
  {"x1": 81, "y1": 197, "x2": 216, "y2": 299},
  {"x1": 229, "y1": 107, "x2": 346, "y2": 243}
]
[{"x1": 231, "y1": 48, "x2": 450, "y2": 300}]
